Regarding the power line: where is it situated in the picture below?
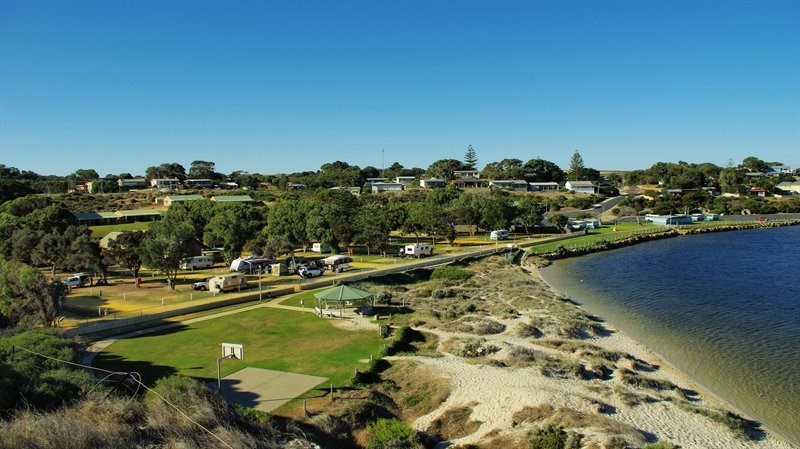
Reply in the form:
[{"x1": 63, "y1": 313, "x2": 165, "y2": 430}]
[{"x1": 11, "y1": 345, "x2": 234, "y2": 449}]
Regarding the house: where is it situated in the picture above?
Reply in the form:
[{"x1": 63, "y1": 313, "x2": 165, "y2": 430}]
[
  {"x1": 453, "y1": 170, "x2": 481, "y2": 179},
  {"x1": 286, "y1": 183, "x2": 305, "y2": 190},
  {"x1": 114, "y1": 209, "x2": 163, "y2": 222},
  {"x1": 529, "y1": 182, "x2": 560, "y2": 192},
  {"x1": 394, "y1": 176, "x2": 416, "y2": 186},
  {"x1": 184, "y1": 179, "x2": 214, "y2": 189},
  {"x1": 371, "y1": 182, "x2": 404, "y2": 193},
  {"x1": 118, "y1": 178, "x2": 148, "y2": 191},
  {"x1": 163, "y1": 194, "x2": 204, "y2": 207},
  {"x1": 749, "y1": 187, "x2": 767, "y2": 197},
  {"x1": 72, "y1": 183, "x2": 91, "y2": 193},
  {"x1": 565, "y1": 180, "x2": 598, "y2": 194},
  {"x1": 211, "y1": 195, "x2": 253, "y2": 203},
  {"x1": 452, "y1": 176, "x2": 487, "y2": 189},
  {"x1": 776, "y1": 181, "x2": 800, "y2": 194},
  {"x1": 769, "y1": 165, "x2": 792, "y2": 175},
  {"x1": 220, "y1": 181, "x2": 240, "y2": 189},
  {"x1": 489, "y1": 180, "x2": 528, "y2": 191},
  {"x1": 420, "y1": 178, "x2": 447, "y2": 189},
  {"x1": 150, "y1": 178, "x2": 180, "y2": 190}
]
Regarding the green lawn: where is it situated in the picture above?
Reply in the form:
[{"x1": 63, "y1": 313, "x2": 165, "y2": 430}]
[
  {"x1": 90, "y1": 221, "x2": 153, "y2": 238},
  {"x1": 528, "y1": 222, "x2": 666, "y2": 253},
  {"x1": 93, "y1": 307, "x2": 385, "y2": 390}
]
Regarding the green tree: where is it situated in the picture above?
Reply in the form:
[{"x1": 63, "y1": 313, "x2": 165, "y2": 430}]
[
  {"x1": 549, "y1": 213, "x2": 570, "y2": 232},
  {"x1": 464, "y1": 145, "x2": 478, "y2": 170},
  {"x1": 145, "y1": 162, "x2": 187, "y2": 181},
  {"x1": 203, "y1": 204, "x2": 266, "y2": 265},
  {"x1": 262, "y1": 235, "x2": 295, "y2": 259},
  {"x1": 515, "y1": 196, "x2": 547, "y2": 233},
  {"x1": 523, "y1": 158, "x2": 565, "y2": 183},
  {"x1": 188, "y1": 160, "x2": 219, "y2": 179},
  {"x1": 266, "y1": 197, "x2": 311, "y2": 249},
  {"x1": 140, "y1": 220, "x2": 199, "y2": 289},
  {"x1": 426, "y1": 159, "x2": 465, "y2": 180},
  {"x1": 482, "y1": 158, "x2": 524, "y2": 180},
  {"x1": 0, "y1": 259, "x2": 64, "y2": 328},
  {"x1": 71, "y1": 169, "x2": 99, "y2": 182},
  {"x1": 569, "y1": 150, "x2": 585, "y2": 181},
  {"x1": 0, "y1": 329, "x2": 94, "y2": 414},
  {"x1": 104, "y1": 231, "x2": 146, "y2": 280}
]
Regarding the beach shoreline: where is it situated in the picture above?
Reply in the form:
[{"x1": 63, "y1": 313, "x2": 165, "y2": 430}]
[
  {"x1": 398, "y1": 255, "x2": 796, "y2": 448},
  {"x1": 536, "y1": 263, "x2": 798, "y2": 447}
]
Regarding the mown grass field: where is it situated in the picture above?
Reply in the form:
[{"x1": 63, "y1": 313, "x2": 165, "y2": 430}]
[{"x1": 93, "y1": 306, "x2": 385, "y2": 388}]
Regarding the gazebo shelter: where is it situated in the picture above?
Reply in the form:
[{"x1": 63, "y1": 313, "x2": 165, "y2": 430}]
[{"x1": 313, "y1": 284, "x2": 374, "y2": 317}]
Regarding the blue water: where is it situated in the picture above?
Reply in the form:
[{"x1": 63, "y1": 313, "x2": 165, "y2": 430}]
[{"x1": 540, "y1": 225, "x2": 800, "y2": 445}]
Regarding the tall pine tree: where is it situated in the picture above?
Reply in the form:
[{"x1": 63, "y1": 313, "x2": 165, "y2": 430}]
[
  {"x1": 464, "y1": 145, "x2": 478, "y2": 170},
  {"x1": 569, "y1": 150, "x2": 585, "y2": 181}
]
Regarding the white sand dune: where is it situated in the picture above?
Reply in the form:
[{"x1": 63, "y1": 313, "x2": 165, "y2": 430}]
[{"x1": 392, "y1": 261, "x2": 795, "y2": 449}]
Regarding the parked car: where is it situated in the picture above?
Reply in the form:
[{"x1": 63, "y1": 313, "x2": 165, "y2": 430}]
[
  {"x1": 298, "y1": 266, "x2": 324, "y2": 279},
  {"x1": 756, "y1": 217, "x2": 769, "y2": 222},
  {"x1": 192, "y1": 277, "x2": 212, "y2": 291}
]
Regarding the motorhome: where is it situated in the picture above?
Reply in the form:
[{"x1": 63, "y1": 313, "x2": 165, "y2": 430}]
[
  {"x1": 180, "y1": 256, "x2": 215, "y2": 270},
  {"x1": 322, "y1": 255, "x2": 352, "y2": 272},
  {"x1": 402, "y1": 243, "x2": 433, "y2": 257},
  {"x1": 208, "y1": 273, "x2": 248, "y2": 293},
  {"x1": 490, "y1": 230, "x2": 509, "y2": 240},
  {"x1": 311, "y1": 243, "x2": 332, "y2": 253}
]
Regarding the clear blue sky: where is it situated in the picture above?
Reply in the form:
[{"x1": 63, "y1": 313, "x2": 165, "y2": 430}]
[{"x1": 1, "y1": 0, "x2": 798, "y2": 177}]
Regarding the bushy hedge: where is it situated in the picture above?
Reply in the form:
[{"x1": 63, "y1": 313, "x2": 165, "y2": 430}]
[
  {"x1": 430, "y1": 266, "x2": 472, "y2": 283},
  {"x1": 366, "y1": 418, "x2": 420, "y2": 449}
]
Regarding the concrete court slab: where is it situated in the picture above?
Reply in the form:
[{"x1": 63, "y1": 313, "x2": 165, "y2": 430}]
[{"x1": 216, "y1": 367, "x2": 327, "y2": 412}]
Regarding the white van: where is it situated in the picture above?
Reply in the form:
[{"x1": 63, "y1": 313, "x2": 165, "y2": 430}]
[
  {"x1": 180, "y1": 256, "x2": 215, "y2": 270},
  {"x1": 208, "y1": 273, "x2": 248, "y2": 293},
  {"x1": 322, "y1": 255, "x2": 352, "y2": 272},
  {"x1": 490, "y1": 230, "x2": 509, "y2": 240},
  {"x1": 402, "y1": 243, "x2": 432, "y2": 257}
]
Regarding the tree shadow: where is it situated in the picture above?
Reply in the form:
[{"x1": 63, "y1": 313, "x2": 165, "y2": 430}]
[{"x1": 91, "y1": 353, "x2": 179, "y2": 386}]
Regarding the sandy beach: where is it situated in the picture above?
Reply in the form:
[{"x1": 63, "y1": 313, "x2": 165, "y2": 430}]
[{"x1": 383, "y1": 256, "x2": 796, "y2": 449}]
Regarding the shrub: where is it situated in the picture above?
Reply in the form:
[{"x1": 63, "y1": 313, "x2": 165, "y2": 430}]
[
  {"x1": 527, "y1": 425, "x2": 568, "y2": 449},
  {"x1": 430, "y1": 266, "x2": 472, "y2": 283},
  {"x1": 366, "y1": 418, "x2": 420, "y2": 449},
  {"x1": 431, "y1": 288, "x2": 454, "y2": 299}
]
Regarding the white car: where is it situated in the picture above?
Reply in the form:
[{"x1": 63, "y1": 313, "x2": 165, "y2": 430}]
[{"x1": 298, "y1": 266, "x2": 324, "y2": 279}]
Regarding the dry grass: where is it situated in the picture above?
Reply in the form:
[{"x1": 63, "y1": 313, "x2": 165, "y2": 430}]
[
  {"x1": 382, "y1": 361, "x2": 450, "y2": 420},
  {"x1": 426, "y1": 403, "x2": 483, "y2": 441}
]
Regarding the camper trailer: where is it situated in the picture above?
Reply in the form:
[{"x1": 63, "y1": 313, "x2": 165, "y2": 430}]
[
  {"x1": 180, "y1": 256, "x2": 215, "y2": 270},
  {"x1": 402, "y1": 243, "x2": 433, "y2": 257},
  {"x1": 62, "y1": 273, "x2": 92, "y2": 288},
  {"x1": 489, "y1": 230, "x2": 509, "y2": 240},
  {"x1": 230, "y1": 256, "x2": 274, "y2": 274},
  {"x1": 311, "y1": 243, "x2": 332, "y2": 253},
  {"x1": 208, "y1": 273, "x2": 248, "y2": 293},
  {"x1": 322, "y1": 255, "x2": 352, "y2": 272}
]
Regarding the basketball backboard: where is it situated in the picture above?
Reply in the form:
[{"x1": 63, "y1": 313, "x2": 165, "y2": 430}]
[{"x1": 221, "y1": 342, "x2": 244, "y2": 360}]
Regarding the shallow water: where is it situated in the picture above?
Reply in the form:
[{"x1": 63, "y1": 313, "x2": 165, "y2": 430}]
[{"x1": 540, "y1": 225, "x2": 800, "y2": 445}]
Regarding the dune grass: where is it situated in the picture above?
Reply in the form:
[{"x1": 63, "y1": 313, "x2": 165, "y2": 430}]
[{"x1": 94, "y1": 306, "x2": 385, "y2": 389}]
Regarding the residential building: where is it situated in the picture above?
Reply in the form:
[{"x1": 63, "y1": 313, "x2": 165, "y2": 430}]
[
  {"x1": 453, "y1": 170, "x2": 481, "y2": 179},
  {"x1": 420, "y1": 178, "x2": 447, "y2": 189},
  {"x1": 528, "y1": 182, "x2": 560, "y2": 192},
  {"x1": 150, "y1": 178, "x2": 180, "y2": 190},
  {"x1": 118, "y1": 178, "x2": 148, "y2": 191},
  {"x1": 394, "y1": 176, "x2": 416, "y2": 186},
  {"x1": 163, "y1": 194, "x2": 204, "y2": 207},
  {"x1": 184, "y1": 179, "x2": 214, "y2": 189},
  {"x1": 372, "y1": 182, "x2": 404, "y2": 193},
  {"x1": 489, "y1": 180, "x2": 529, "y2": 191},
  {"x1": 452, "y1": 176, "x2": 488, "y2": 189},
  {"x1": 565, "y1": 180, "x2": 598, "y2": 194}
]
